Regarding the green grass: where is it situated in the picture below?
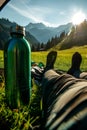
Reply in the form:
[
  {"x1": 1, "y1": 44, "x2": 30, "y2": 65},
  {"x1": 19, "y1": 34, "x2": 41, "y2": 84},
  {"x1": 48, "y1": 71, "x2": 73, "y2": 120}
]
[
  {"x1": 0, "y1": 83, "x2": 42, "y2": 130},
  {"x1": 0, "y1": 50, "x2": 4, "y2": 68},
  {"x1": 32, "y1": 45, "x2": 87, "y2": 71},
  {"x1": 0, "y1": 45, "x2": 87, "y2": 129}
]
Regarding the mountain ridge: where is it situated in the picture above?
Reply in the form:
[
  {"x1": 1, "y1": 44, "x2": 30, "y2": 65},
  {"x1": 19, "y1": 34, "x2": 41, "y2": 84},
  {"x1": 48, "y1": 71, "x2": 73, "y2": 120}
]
[
  {"x1": 25, "y1": 22, "x2": 73, "y2": 43},
  {"x1": 0, "y1": 18, "x2": 40, "y2": 50},
  {"x1": 1, "y1": 18, "x2": 87, "y2": 51},
  {"x1": 55, "y1": 20, "x2": 87, "y2": 50}
]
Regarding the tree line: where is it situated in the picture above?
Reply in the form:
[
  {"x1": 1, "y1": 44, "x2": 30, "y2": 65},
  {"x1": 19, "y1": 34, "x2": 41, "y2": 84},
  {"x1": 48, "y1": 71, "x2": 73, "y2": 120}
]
[{"x1": 31, "y1": 31, "x2": 66, "y2": 51}]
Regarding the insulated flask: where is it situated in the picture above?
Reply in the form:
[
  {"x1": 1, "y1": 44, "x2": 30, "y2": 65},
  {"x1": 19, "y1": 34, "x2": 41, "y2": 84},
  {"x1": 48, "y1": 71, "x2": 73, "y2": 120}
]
[{"x1": 4, "y1": 25, "x2": 31, "y2": 108}]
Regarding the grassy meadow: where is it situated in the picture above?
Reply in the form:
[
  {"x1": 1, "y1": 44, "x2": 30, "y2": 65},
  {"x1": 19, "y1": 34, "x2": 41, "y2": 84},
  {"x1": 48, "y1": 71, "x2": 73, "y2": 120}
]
[
  {"x1": 32, "y1": 45, "x2": 87, "y2": 71},
  {"x1": 0, "y1": 45, "x2": 87, "y2": 129}
]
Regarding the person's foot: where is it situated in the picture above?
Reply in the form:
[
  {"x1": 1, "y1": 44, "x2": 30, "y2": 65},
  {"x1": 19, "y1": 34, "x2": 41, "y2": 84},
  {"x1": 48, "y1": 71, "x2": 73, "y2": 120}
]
[
  {"x1": 45, "y1": 51, "x2": 57, "y2": 71},
  {"x1": 31, "y1": 51, "x2": 57, "y2": 87}
]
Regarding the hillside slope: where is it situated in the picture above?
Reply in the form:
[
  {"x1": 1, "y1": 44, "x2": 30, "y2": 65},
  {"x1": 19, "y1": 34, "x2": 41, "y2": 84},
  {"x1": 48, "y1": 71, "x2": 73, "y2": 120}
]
[
  {"x1": 55, "y1": 20, "x2": 87, "y2": 50},
  {"x1": 0, "y1": 18, "x2": 39, "y2": 50}
]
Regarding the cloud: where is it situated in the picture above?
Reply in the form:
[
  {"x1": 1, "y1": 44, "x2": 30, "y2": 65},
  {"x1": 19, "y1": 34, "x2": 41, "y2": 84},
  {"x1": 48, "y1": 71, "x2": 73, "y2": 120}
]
[
  {"x1": 8, "y1": 3, "x2": 53, "y2": 26},
  {"x1": 59, "y1": 11, "x2": 66, "y2": 15}
]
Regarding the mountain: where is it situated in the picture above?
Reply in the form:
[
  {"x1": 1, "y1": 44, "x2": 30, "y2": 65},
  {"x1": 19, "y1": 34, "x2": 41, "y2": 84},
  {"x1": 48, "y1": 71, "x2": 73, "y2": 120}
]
[
  {"x1": 0, "y1": 18, "x2": 16, "y2": 28},
  {"x1": 54, "y1": 20, "x2": 87, "y2": 50},
  {"x1": 0, "y1": 18, "x2": 39, "y2": 50},
  {"x1": 25, "y1": 22, "x2": 73, "y2": 43},
  {"x1": 1, "y1": 18, "x2": 87, "y2": 51}
]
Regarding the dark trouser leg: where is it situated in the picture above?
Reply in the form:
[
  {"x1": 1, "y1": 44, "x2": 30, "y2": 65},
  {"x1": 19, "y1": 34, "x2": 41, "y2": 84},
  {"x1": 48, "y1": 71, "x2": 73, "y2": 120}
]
[{"x1": 41, "y1": 70, "x2": 87, "y2": 130}]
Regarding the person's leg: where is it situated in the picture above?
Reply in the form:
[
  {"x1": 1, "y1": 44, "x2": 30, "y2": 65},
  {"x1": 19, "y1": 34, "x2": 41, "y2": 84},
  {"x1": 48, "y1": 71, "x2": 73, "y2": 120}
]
[
  {"x1": 31, "y1": 51, "x2": 57, "y2": 87},
  {"x1": 42, "y1": 69, "x2": 60, "y2": 87},
  {"x1": 80, "y1": 72, "x2": 87, "y2": 79},
  {"x1": 44, "y1": 51, "x2": 57, "y2": 71},
  {"x1": 41, "y1": 70, "x2": 87, "y2": 130}
]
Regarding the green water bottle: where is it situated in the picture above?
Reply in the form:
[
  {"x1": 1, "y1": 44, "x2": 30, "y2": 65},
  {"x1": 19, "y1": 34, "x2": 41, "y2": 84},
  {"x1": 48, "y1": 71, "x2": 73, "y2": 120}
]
[{"x1": 4, "y1": 25, "x2": 31, "y2": 109}]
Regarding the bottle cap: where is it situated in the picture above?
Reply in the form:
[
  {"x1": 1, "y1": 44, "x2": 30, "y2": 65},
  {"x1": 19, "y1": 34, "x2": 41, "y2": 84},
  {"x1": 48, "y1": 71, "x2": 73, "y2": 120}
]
[{"x1": 10, "y1": 25, "x2": 25, "y2": 36}]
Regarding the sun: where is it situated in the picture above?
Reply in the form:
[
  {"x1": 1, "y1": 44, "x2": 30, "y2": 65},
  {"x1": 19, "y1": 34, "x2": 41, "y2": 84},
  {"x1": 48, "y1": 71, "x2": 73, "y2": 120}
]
[{"x1": 71, "y1": 11, "x2": 86, "y2": 25}]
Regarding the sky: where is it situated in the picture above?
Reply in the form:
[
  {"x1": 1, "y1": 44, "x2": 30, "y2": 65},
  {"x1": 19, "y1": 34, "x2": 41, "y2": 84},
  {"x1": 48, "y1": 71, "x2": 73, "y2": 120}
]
[{"x1": 0, "y1": 0, "x2": 87, "y2": 27}]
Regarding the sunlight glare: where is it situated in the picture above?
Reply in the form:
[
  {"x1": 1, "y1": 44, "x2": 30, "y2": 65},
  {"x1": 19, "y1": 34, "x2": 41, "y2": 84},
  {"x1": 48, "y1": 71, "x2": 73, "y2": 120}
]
[{"x1": 72, "y1": 11, "x2": 86, "y2": 25}]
